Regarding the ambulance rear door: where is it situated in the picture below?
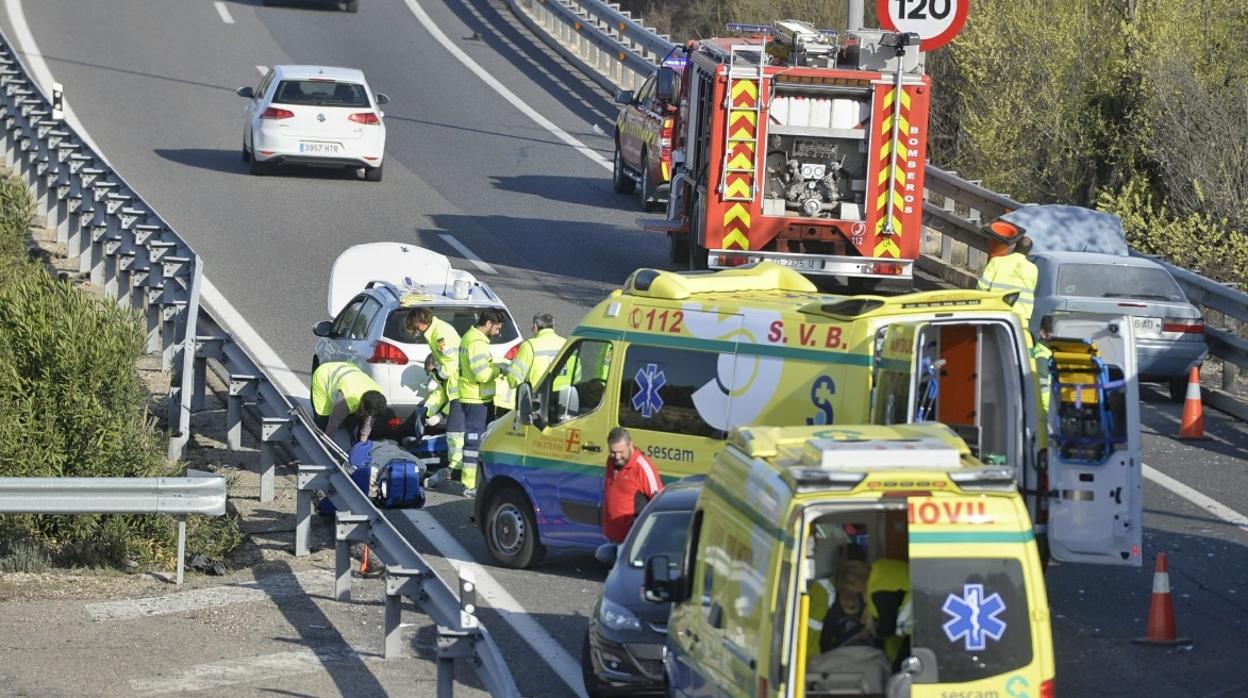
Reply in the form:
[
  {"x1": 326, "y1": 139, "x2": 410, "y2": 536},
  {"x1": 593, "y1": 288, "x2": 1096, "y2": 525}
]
[
  {"x1": 870, "y1": 322, "x2": 920, "y2": 425},
  {"x1": 1045, "y1": 314, "x2": 1143, "y2": 566}
]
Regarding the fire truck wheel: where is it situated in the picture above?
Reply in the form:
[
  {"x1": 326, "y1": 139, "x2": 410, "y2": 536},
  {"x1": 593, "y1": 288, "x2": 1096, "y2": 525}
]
[
  {"x1": 639, "y1": 152, "x2": 660, "y2": 212},
  {"x1": 612, "y1": 144, "x2": 636, "y2": 194}
]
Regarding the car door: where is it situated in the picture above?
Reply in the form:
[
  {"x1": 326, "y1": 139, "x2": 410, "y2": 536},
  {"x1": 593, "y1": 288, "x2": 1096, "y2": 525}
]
[
  {"x1": 244, "y1": 70, "x2": 273, "y2": 142},
  {"x1": 524, "y1": 338, "x2": 617, "y2": 548},
  {"x1": 321, "y1": 295, "x2": 369, "y2": 363},
  {"x1": 1045, "y1": 314, "x2": 1143, "y2": 566},
  {"x1": 622, "y1": 75, "x2": 656, "y2": 167}
]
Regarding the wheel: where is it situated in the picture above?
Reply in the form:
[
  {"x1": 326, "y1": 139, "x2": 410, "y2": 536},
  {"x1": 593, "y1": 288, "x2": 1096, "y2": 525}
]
[
  {"x1": 249, "y1": 156, "x2": 267, "y2": 176},
  {"x1": 612, "y1": 143, "x2": 636, "y2": 194},
  {"x1": 668, "y1": 232, "x2": 689, "y2": 265},
  {"x1": 581, "y1": 628, "x2": 609, "y2": 698},
  {"x1": 1168, "y1": 375, "x2": 1188, "y2": 403},
  {"x1": 344, "y1": 0, "x2": 359, "y2": 12},
  {"x1": 365, "y1": 163, "x2": 383, "y2": 182},
  {"x1": 639, "y1": 151, "x2": 659, "y2": 212},
  {"x1": 688, "y1": 196, "x2": 708, "y2": 270},
  {"x1": 485, "y1": 487, "x2": 541, "y2": 568}
]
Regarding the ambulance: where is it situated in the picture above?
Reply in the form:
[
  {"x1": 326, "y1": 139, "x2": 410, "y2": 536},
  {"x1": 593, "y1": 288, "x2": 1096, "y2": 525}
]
[
  {"x1": 475, "y1": 262, "x2": 1142, "y2": 572},
  {"x1": 641, "y1": 423, "x2": 1056, "y2": 698}
]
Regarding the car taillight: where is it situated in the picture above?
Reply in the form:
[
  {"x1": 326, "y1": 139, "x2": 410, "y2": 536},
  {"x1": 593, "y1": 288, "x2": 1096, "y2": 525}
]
[
  {"x1": 871, "y1": 262, "x2": 904, "y2": 276},
  {"x1": 1040, "y1": 678, "x2": 1055, "y2": 698},
  {"x1": 349, "y1": 112, "x2": 380, "y2": 125},
  {"x1": 1163, "y1": 320, "x2": 1204, "y2": 333},
  {"x1": 261, "y1": 106, "x2": 294, "y2": 120},
  {"x1": 660, "y1": 117, "x2": 674, "y2": 149},
  {"x1": 504, "y1": 344, "x2": 520, "y2": 361},
  {"x1": 368, "y1": 341, "x2": 408, "y2": 365}
]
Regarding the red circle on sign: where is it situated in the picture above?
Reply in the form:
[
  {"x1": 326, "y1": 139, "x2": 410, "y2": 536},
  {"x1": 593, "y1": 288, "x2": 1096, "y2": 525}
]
[{"x1": 876, "y1": 0, "x2": 969, "y2": 52}]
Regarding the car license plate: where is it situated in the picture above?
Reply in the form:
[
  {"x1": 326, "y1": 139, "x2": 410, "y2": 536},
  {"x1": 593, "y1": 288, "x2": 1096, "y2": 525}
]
[
  {"x1": 299, "y1": 142, "x2": 340, "y2": 154},
  {"x1": 1133, "y1": 316, "x2": 1162, "y2": 336},
  {"x1": 773, "y1": 257, "x2": 823, "y2": 271}
]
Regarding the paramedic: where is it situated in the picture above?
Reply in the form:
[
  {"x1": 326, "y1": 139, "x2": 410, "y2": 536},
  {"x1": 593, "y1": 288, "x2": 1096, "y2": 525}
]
[
  {"x1": 428, "y1": 309, "x2": 507, "y2": 497},
  {"x1": 602, "y1": 427, "x2": 663, "y2": 543},
  {"x1": 405, "y1": 306, "x2": 461, "y2": 411},
  {"x1": 310, "y1": 362, "x2": 389, "y2": 444},
  {"x1": 421, "y1": 354, "x2": 451, "y2": 428},
  {"x1": 505, "y1": 313, "x2": 566, "y2": 388},
  {"x1": 978, "y1": 234, "x2": 1038, "y2": 326}
]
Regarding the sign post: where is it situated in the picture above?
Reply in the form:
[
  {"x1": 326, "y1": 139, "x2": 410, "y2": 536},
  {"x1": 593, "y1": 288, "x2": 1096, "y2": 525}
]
[{"x1": 877, "y1": 0, "x2": 969, "y2": 51}]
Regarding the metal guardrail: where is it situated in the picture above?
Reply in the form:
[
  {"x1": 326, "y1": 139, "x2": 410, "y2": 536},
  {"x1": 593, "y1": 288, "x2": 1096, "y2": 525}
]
[
  {"x1": 0, "y1": 471, "x2": 226, "y2": 585},
  {"x1": 507, "y1": 0, "x2": 1248, "y2": 416},
  {"x1": 0, "y1": 30, "x2": 519, "y2": 698}
]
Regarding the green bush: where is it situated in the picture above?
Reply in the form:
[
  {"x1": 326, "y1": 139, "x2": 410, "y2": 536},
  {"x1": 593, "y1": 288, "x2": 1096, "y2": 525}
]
[{"x1": 0, "y1": 174, "x2": 239, "y2": 571}]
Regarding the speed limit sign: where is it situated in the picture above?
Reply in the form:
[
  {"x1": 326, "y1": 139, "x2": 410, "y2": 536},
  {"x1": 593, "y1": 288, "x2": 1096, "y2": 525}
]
[{"x1": 877, "y1": 0, "x2": 969, "y2": 51}]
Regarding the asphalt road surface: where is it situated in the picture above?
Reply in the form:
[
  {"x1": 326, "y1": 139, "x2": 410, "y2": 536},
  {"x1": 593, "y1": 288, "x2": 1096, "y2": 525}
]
[{"x1": 4, "y1": 0, "x2": 1247, "y2": 695}]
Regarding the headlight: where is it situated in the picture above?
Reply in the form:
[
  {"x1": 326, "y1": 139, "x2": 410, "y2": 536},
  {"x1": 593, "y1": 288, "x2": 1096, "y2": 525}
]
[{"x1": 599, "y1": 598, "x2": 642, "y2": 632}]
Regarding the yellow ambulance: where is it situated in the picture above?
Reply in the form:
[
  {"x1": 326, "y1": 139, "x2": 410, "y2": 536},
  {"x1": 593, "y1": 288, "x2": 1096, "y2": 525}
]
[
  {"x1": 642, "y1": 423, "x2": 1055, "y2": 698},
  {"x1": 476, "y1": 262, "x2": 1142, "y2": 572}
]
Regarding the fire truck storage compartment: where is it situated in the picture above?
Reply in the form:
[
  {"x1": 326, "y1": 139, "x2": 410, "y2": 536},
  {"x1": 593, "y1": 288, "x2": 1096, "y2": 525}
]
[{"x1": 763, "y1": 82, "x2": 871, "y2": 221}]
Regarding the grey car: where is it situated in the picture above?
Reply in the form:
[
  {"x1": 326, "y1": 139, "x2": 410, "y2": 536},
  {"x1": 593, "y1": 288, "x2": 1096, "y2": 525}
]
[{"x1": 1031, "y1": 250, "x2": 1208, "y2": 401}]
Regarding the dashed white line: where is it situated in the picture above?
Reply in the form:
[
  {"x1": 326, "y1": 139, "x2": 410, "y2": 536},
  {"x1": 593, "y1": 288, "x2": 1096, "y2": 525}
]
[
  {"x1": 214, "y1": 1, "x2": 235, "y2": 24},
  {"x1": 404, "y1": 510, "x2": 589, "y2": 698},
  {"x1": 1144, "y1": 464, "x2": 1248, "y2": 534},
  {"x1": 439, "y1": 233, "x2": 498, "y2": 275}
]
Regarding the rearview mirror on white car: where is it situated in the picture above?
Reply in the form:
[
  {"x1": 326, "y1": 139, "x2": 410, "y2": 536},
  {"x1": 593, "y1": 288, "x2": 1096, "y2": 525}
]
[
  {"x1": 375, "y1": 93, "x2": 390, "y2": 105},
  {"x1": 236, "y1": 86, "x2": 254, "y2": 99},
  {"x1": 312, "y1": 320, "x2": 333, "y2": 338}
]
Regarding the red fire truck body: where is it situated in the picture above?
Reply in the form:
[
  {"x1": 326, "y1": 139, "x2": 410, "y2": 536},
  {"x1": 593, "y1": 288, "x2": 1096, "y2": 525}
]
[{"x1": 659, "y1": 21, "x2": 931, "y2": 288}]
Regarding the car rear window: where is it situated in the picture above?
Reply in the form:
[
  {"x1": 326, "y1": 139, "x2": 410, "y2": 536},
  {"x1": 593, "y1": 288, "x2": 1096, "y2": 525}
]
[
  {"x1": 910, "y1": 557, "x2": 1033, "y2": 683},
  {"x1": 383, "y1": 306, "x2": 519, "y2": 344},
  {"x1": 273, "y1": 80, "x2": 370, "y2": 107},
  {"x1": 1056, "y1": 263, "x2": 1185, "y2": 302}
]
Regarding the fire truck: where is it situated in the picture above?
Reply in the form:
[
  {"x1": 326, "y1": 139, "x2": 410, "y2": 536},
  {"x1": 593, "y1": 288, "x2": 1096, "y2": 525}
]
[{"x1": 652, "y1": 20, "x2": 931, "y2": 289}]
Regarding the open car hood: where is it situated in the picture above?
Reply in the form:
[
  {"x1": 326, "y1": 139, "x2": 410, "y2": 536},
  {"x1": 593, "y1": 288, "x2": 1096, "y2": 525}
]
[
  {"x1": 327, "y1": 242, "x2": 470, "y2": 317},
  {"x1": 997, "y1": 204, "x2": 1129, "y2": 256}
]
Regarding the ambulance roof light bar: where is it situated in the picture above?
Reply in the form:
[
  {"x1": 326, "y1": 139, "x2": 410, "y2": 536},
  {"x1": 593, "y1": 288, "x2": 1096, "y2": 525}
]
[{"x1": 802, "y1": 437, "x2": 962, "y2": 470}]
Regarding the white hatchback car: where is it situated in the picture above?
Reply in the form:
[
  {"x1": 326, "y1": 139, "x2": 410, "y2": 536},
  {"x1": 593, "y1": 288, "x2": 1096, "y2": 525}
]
[
  {"x1": 238, "y1": 65, "x2": 387, "y2": 181},
  {"x1": 312, "y1": 243, "x2": 523, "y2": 420}
]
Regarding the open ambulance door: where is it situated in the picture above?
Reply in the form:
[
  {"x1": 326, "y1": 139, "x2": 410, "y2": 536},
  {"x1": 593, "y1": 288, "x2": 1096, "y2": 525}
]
[
  {"x1": 1045, "y1": 314, "x2": 1143, "y2": 566},
  {"x1": 870, "y1": 323, "x2": 919, "y2": 426}
]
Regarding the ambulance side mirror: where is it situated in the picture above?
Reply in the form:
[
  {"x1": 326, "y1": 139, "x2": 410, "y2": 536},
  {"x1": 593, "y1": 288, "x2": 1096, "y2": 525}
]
[{"x1": 656, "y1": 66, "x2": 676, "y2": 103}]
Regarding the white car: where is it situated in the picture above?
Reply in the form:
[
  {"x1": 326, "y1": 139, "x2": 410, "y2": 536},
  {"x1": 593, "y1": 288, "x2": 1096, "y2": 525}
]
[
  {"x1": 312, "y1": 243, "x2": 523, "y2": 420},
  {"x1": 237, "y1": 65, "x2": 387, "y2": 181}
]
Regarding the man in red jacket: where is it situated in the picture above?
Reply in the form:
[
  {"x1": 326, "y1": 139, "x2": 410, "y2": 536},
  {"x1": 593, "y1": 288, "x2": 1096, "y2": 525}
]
[{"x1": 602, "y1": 427, "x2": 664, "y2": 543}]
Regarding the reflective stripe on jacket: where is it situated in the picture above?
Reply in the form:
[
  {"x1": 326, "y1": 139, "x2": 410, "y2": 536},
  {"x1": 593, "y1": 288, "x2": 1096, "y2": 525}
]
[
  {"x1": 977, "y1": 252, "x2": 1038, "y2": 325},
  {"x1": 457, "y1": 326, "x2": 498, "y2": 404},
  {"x1": 311, "y1": 362, "x2": 382, "y2": 417},
  {"x1": 424, "y1": 316, "x2": 461, "y2": 401},
  {"x1": 506, "y1": 328, "x2": 566, "y2": 388}
]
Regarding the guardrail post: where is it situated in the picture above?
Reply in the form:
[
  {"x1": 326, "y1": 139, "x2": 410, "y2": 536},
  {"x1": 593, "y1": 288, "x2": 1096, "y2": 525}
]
[
  {"x1": 175, "y1": 515, "x2": 187, "y2": 586},
  {"x1": 334, "y1": 512, "x2": 372, "y2": 601},
  {"x1": 1225, "y1": 318, "x2": 1240, "y2": 392},
  {"x1": 435, "y1": 569, "x2": 479, "y2": 695},
  {"x1": 192, "y1": 335, "x2": 225, "y2": 412},
  {"x1": 227, "y1": 374, "x2": 259, "y2": 450},
  {"x1": 295, "y1": 464, "x2": 330, "y2": 556},
  {"x1": 259, "y1": 416, "x2": 292, "y2": 503},
  {"x1": 940, "y1": 196, "x2": 955, "y2": 264},
  {"x1": 384, "y1": 566, "x2": 430, "y2": 660}
]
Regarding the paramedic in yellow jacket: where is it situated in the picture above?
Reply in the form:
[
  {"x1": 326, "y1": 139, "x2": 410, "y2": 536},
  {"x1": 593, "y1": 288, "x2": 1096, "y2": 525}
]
[
  {"x1": 405, "y1": 306, "x2": 461, "y2": 405},
  {"x1": 979, "y1": 233, "x2": 1051, "y2": 412},
  {"x1": 505, "y1": 313, "x2": 566, "y2": 389},
  {"x1": 421, "y1": 353, "x2": 451, "y2": 427},
  {"x1": 428, "y1": 309, "x2": 507, "y2": 496},
  {"x1": 310, "y1": 362, "x2": 389, "y2": 444}
]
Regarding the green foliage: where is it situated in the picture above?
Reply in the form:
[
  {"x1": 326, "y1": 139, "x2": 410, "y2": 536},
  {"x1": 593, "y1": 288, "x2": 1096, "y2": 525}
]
[{"x1": 0, "y1": 175, "x2": 240, "y2": 571}]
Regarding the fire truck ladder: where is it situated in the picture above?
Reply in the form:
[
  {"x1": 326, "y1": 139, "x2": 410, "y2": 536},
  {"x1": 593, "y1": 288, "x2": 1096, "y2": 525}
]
[{"x1": 720, "y1": 43, "x2": 767, "y2": 202}]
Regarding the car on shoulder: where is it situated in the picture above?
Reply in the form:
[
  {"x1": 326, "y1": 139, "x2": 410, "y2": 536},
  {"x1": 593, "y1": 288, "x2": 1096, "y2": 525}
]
[
  {"x1": 238, "y1": 65, "x2": 386, "y2": 180},
  {"x1": 582, "y1": 476, "x2": 702, "y2": 697},
  {"x1": 612, "y1": 55, "x2": 684, "y2": 212},
  {"x1": 1031, "y1": 250, "x2": 1207, "y2": 401},
  {"x1": 312, "y1": 243, "x2": 522, "y2": 420}
]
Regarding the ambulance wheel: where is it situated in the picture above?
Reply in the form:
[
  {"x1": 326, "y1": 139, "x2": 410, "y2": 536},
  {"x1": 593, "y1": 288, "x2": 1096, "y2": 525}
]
[
  {"x1": 581, "y1": 629, "x2": 609, "y2": 697},
  {"x1": 485, "y1": 486, "x2": 542, "y2": 568},
  {"x1": 639, "y1": 151, "x2": 660, "y2": 212},
  {"x1": 1167, "y1": 376, "x2": 1187, "y2": 403},
  {"x1": 612, "y1": 144, "x2": 636, "y2": 194},
  {"x1": 668, "y1": 232, "x2": 689, "y2": 265}
]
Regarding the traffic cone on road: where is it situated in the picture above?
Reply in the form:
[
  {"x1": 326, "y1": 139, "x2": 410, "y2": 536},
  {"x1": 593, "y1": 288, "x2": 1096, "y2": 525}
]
[
  {"x1": 1178, "y1": 366, "x2": 1205, "y2": 440},
  {"x1": 1133, "y1": 552, "x2": 1191, "y2": 646}
]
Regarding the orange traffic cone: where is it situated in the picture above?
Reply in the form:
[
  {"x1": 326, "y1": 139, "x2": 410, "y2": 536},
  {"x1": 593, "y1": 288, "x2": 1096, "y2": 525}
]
[
  {"x1": 1178, "y1": 366, "x2": 1205, "y2": 440},
  {"x1": 1133, "y1": 552, "x2": 1191, "y2": 646}
]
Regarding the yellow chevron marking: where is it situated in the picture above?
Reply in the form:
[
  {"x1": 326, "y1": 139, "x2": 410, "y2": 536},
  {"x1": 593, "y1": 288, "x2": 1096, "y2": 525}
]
[
  {"x1": 880, "y1": 88, "x2": 913, "y2": 111},
  {"x1": 727, "y1": 152, "x2": 753, "y2": 170},
  {"x1": 661, "y1": 162, "x2": 670, "y2": 181},
  {"x1": 731, "y1": 80, "x2": 758, "y2": 101},
  {"x1": 723, "y1": 202, "x2": 751, "y2": 228},
  {"x1": 876, "y1": 188, "x2": 905, "y2": 212},
  {"x1": 723, "y1": 229, "x2": 750, "y2": 249},
  {"x1": 874, "y1": 215, "x2": 904, "y2": 236},
  {"x1": 725, "y1": 177, "x2": 752, "y2": 199},
  {"x1": 728, "y1": 110, "x2": 757, "y2": 125},
  {"x1": 873, "y1": 238, "x2": 902, "y2": 258}
]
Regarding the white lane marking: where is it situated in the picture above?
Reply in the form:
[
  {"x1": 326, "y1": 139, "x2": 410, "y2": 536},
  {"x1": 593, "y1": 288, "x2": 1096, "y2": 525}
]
[
  {"x1": 439, "y1": 233, "x2": 498, "y2": 275},
  {"x1": 5, "y1": 0, "x2": 107, "y2": 159},
  {"x1": 399, "y1": 0, "x2": 611, "y2": 172},
  {"x1": 87, "y1": 571, "x2": 331, "y2": 621},
  {"x1": 256, "y1": 65, "x2": 268, "y2": 76},
  {"x1": 129, "y1": 647, "x2": 371, "y2": 695},
  {"x1": 214, "y1": 1, "x2": 235, "y2": 24},
  {"x1": 404, "y1": 510, "x2": 589, "y2": 698},
  {"x1": 1144, "y1": 464, "x2": 1248, "y2": 534}
]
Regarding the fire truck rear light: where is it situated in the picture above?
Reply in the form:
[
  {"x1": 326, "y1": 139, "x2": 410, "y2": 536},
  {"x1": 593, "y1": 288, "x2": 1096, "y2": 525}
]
[
  {"x1": 714, "y1": 253, "x2": 752, "y2": 267},
  {"x1": 369, "y1": 341, "x2": 409, "y2": 365},
  {"x1": 870, "y1": 262, "x2": 904, "y2": 276},
  {"x1": 1163, "y1": 321, "x2": 1204, "y2": 333}
]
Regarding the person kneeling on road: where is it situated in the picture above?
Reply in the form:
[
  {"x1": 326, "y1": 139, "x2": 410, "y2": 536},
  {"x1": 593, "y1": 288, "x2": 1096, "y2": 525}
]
[
  {"x1": 421, "y1": 353, "x2": 451, "y2": 429},
  {"x1": 602, "y1": 427, "x2": 663, "y2": 544},
  {"x1": 427, "y1": 308, "x2": 507, "y2": 497},
  {"x1": 311, "y1": 361, "x2": 390, "y2": 445}
]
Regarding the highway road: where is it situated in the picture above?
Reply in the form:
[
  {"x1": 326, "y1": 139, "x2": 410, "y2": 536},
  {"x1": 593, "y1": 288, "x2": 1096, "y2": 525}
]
[{"x1": 5, "y1": 0, "x2": 1247, "y2": 695}]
